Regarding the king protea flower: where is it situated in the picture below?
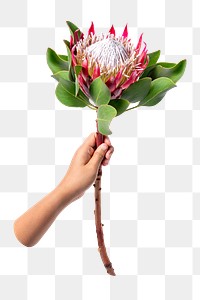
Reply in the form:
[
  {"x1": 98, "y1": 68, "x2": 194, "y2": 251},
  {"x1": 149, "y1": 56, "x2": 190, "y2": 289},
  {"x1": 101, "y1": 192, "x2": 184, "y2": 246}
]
[
  {"x1": 70, "y1": 22, "x2": 149, "y2": 99},
  {"x1": 45, "y1": 20, "x2": 186, "y2": 277}
]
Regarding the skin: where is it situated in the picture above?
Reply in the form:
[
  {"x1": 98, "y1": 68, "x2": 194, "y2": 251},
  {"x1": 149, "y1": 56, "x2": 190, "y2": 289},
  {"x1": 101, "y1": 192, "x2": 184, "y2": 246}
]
[{"x1": 13, "y1": 132, "x2": 114, "y2": 247}]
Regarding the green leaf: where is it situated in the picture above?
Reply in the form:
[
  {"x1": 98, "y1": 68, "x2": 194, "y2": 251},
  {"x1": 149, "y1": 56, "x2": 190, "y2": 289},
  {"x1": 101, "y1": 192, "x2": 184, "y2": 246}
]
[
  {"x1": 78, "y1": 87, "x2": 90, "y2": 102},
  {"x1": 97, "y1": 104, "x2": 117, "y2": 135},
  {"x1": 139, "y1": 77, "x2": 176, "y2": 106},
  {"x1": 74, "y1": 65, "x2": 82, "y2": 76},
  {"x1": 46, "y1": 48, "x2": 69, "y2": 74},
  {"x1": 63, "y1": 39, "x2": 70, "y2": 48},
  {"x1": 56, "y1": 82, "x2": 87, "y2": 107},
  {"x1": 59, "y1": 77, "x2": 90, "y2": 103},
  {"x1": 58, "y1": 54, "x2": 68, "y2": 61},
  {"x1": 64, "y1": 44, "x2": 75, "y2": 81},
  {"x1": 140, "y1": 50, "x2": 161, "y2": 78},
  {"x1": 66, "y1": 21, "x2": 82, "y2": 40},
  {"x1": 51, "y1": 70, "x2": 70, "y2": 81},
  {"x1": 109, "y1": 99, "x2": 130, "y2": 116},
  {"x1": 121, "y1": 78, "x2": 152, "y2": 103},
  {"x1": 147, "y1": 50, "x2": 161, "y2": 67},
  {"x1": 140, "y1": 65, "x2": 155, "y2": 79},
  {"x1": 157, "y1": 62, "x2": 176, "y2": 68},
  {"x1": 65, "y1": 45, "x2": 72, "y2": 67},
  {"x1": 89, "y1": 77, "x2": 111, "y2": 106},
  {"x1": 148, "y1": 59, "x2": 187, "y2": 83}
]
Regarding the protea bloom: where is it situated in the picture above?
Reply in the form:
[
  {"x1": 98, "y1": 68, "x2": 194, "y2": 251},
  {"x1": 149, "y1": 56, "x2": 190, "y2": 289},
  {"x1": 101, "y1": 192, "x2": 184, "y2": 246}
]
[{"x1": 71, "y1": 22, "x2": 149, "y2": 99}]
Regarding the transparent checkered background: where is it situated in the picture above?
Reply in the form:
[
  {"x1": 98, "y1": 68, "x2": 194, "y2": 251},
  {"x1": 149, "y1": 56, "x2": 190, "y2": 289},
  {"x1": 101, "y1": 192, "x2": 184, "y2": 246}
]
[{"x1": 0, "y1": 0, "x2": 199, "y2": 299}]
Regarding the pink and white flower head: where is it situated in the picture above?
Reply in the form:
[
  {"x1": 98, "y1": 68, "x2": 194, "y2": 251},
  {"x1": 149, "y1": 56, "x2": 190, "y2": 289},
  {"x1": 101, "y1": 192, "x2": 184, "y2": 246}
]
[{"x1": 71, "y1": 22, "x2": 149, "y2": 99}]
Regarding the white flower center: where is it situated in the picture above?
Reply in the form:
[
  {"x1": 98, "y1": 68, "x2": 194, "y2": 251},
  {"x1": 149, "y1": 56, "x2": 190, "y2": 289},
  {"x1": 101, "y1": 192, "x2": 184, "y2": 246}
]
[{"x1": 85, "y1": 37, "x2": 129, "y2": 70}]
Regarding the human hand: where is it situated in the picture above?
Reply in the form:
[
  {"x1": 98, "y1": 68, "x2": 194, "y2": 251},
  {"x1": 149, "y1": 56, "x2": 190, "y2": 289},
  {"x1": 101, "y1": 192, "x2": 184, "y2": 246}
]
[
  {"x1": 13, "y1": 132, "x2": 114, "y2": 247},
  {"x1": 59, "y1": 132, "x2": 114, "y2": 202}
]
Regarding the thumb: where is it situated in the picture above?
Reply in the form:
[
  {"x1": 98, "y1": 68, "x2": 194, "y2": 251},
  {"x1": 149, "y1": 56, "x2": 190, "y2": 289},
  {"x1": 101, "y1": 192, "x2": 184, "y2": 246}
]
[{"x1": 88, "y1": 143, "x2": 108, "y2": 169}]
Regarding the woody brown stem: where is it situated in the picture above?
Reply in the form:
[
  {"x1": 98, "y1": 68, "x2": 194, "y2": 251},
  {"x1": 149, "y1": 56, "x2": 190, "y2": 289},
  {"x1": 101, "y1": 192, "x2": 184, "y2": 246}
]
[{"x1": 93, "y1": 120, "x2": 116, "y2": 276}]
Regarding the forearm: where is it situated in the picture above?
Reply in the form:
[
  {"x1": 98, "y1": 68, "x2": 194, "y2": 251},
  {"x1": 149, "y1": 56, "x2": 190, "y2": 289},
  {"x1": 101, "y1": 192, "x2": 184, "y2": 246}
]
[{"x1": 14, "y1": 183, "x2": 73, "y2": 247}]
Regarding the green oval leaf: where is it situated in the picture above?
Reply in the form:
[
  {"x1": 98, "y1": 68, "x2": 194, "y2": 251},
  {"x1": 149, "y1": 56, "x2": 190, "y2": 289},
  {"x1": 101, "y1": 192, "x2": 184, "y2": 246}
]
[
  {"x1": 46, "y1": 48, "x2": 69, "y2": 74},
  {"x1": 51, "y1": 70, "x2": 70, "y2": 81},
  {"x1": 157, "y1": 62, "x2": 176, "y2": 68},
  {"x1": 56, "y1": 81, "x2": 87, "y2": 107},
  {"x1": 89, "y1": 77, "x2": 111, "y2": 106},
  {"x1": 148, "y1": 59, "x2": 187, "y2": 83},
  {"x1": 63, "y1": 43, "x2": 75, "y2": 81},
  {"x1": 58, "y1": 54, "x2": 68, "y2": 61},
  {"x1": 59, "y1": 77, "x2": 90, "y2": 103},
  {"x1": 109, "y1": 99, "x2": 130, "y2": 116},
  {"x1": 140, "y1": 66, "x2": 155, "y2": 79},
  {"x1": 139, "y1": 77, "x2": 176, "y2": 106},
  {"x1": 97, "y1": 104, "x2": 117, "y2": 135},
  {"x1": 147, "y1": 50, "x2": 161, "y2": 67},
  {"x1": 56, "y1": 78, "x2": 90, "y2": 107},
  {"x1": 121, "y1": 78, "x2": 152, "y2": 103},
  {"x1": 140, "y1": 62, "x2": 176, "y2": 80}
]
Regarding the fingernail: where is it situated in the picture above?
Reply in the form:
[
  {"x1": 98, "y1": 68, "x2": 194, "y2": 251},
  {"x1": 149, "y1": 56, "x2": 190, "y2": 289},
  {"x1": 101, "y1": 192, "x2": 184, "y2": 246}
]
[{"x1": 101, "y1": 143, "x2": 108, "y2": 151}]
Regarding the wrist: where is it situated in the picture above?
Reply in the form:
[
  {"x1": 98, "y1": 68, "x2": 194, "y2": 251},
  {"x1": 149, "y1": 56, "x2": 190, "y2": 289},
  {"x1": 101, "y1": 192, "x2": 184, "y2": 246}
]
[
  {"x1": 56, "y1": 177, "x2": 79, "y2": 208},
  {"x1": 54, "y1": 181, "x2": 74, "y2": 209}
]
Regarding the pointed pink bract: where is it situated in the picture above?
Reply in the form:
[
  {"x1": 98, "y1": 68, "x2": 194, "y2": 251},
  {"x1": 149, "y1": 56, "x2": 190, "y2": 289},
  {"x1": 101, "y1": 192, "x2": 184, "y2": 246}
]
[
  {"x1": 106, "y1": 76, "x2": 116, "y2": 93},
  {"x1": 122, "y1": 24, "x2": 128, "y2": 38},
  {"x1": 92, "y1": 65, "x2": 101, "y2": 80},
  {"x1": 111, "y1": 87, "x2": 122, "y2": 99},
  {"x1": 121, "y1": 71, "x2": 138, "y2": 89},
  {"x1": 74, "y1": 29, "x2": 80, "y2": 44},
  {"x1": 80, "y1": 32, "x2": 84, "y2": 40},
  {"x1": 138, "y1": 44, "x2": 147, "y2": 65},
  {"x1": 109, "y1": 25, "x2": 116, "y2": 36},
  {"x1": 88, "y1": 22, "x2": 95, "y2": 36},
  {"x1": 135, "y1": 33, "x2": 143, "y2": 55},
  {"x1": 78, "y1": 74, "x2": 90, "y2": 96},
  {"x1": 70, "y1": 35, "x2": 74, "y2": 49},
  {"x1": 114, "y1": 68, "x2": 123, "y2": 87},
  {"x1": 71, "y1": 45, "x2": 77, "y2": 66}
]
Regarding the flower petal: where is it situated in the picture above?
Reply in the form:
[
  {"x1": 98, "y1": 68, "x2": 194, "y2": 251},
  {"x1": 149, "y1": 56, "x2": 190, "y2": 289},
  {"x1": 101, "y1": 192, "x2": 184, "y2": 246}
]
[
  {"x1": 92, "y1": 65, "x2": 101, "y2": 80},
  {"x1": 138, "y1": 43, "x2": 147, "y2": 65},
  {"x1": 109, "y1": 25, "x2": 116, "y2": 36},
  {"x1": 111, "y1": 87, "x2": 122, "y2": 99},
  {"x1": 74, "y1": 29, "x2": 80, "y2": 44},
  {"x1": 143, "y1": 55, "x2": 149, "y2": 68},
  {"x1": 70, "y1": 35, "x2": 74, "y2": 49},
  {"x1": 121, "y1": 71, "x2": 138, "y2": 89},
  {"x1": 78, "y1": 75, "x2": 90, "y2": 98},
  {"x1": 135, "y1": 33, "x2": 143, "y2": 55},
  {"x1": 106, "y1": 76, "x2": 116, "y2": 93},
  {"x1": 81, "y1": 59, "x2": 89, "y2": 76},
  {"x1": 71, "y1": 45, "x2": 77, "y2": 66},
  {"x1": 122, "y1": 24, "x2": 128, "y2": 38},
  {"x1": 80, "y1": 32, "x2": 84, "y2": 40},
  {"x1": 115, "y1": 68, "x2": 124, "y2": 87},
  {"x1": 88, "y1": 22, "x2": 95, "y2": 36}
]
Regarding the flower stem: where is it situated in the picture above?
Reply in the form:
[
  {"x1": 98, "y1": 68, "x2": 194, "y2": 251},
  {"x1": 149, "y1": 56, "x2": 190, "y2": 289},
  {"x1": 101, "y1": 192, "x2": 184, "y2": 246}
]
[
  {"x1": 125, "y1": 104, "x2": 140, "y2": 112},
  {"x1": 87, "y1": 105, "x2": 97, "y2": 110},
  {"x1": 94, "y1": 119, "x2": 116, "y2": 276}
]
